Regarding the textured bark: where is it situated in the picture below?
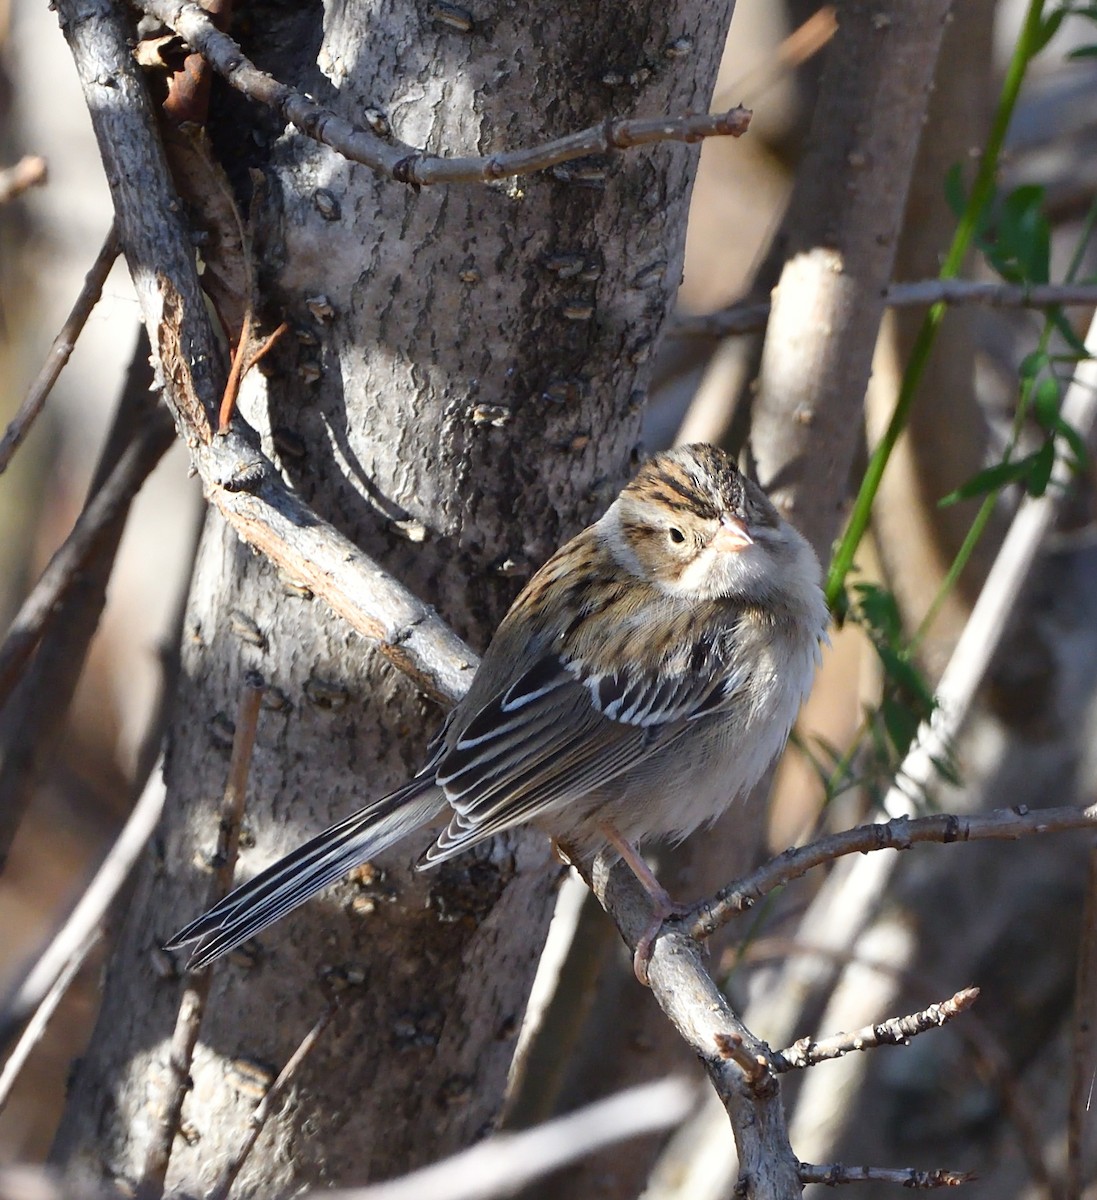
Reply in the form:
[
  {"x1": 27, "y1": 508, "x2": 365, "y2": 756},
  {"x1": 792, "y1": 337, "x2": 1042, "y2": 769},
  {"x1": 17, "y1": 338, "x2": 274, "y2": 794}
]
[{"x1": 51, "y1": 0, "x2": 734, "y2": 1194}]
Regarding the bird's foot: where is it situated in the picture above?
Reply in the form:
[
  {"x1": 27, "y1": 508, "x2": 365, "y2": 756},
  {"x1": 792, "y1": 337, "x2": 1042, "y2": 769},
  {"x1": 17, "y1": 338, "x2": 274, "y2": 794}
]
[
  {"x1": 632, "y1": 893, "x2": 693, "y2": 986},
  {"x1": 599, "y1": 822, "x2": 689, "y2": 986}
]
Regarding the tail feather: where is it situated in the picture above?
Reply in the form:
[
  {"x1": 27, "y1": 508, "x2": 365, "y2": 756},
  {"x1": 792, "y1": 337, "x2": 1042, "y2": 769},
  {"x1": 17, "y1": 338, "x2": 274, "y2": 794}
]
[{"x1": 166, "y1": 778, "x2": 445, "y2": 968}]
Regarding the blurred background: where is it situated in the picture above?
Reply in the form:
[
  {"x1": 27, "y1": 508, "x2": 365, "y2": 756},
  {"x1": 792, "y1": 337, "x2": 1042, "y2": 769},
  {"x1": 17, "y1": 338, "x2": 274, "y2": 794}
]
[{"x1": 3, "y1": 0, "x2": 1097, "y2": 1195}]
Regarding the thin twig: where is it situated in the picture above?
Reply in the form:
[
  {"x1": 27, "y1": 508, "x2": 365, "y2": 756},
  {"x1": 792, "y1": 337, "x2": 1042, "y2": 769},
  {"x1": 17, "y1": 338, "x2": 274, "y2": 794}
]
[
  {"x1": 215, "y1": 308, "x2": 255, "y2": 437},
  {"x1": 137, "y1": 683, "x2": 263, "y2": 1199},
  {"x1": 672, "y1": 279, "x2": 1097, "y2": 339},
  {"x1": 689, "y1": 803, "x2": 1097, "y2": 938},
  {"x1": 0, "y1": 156, "x2": 48, "y2": 204},
  {"x1": 797, "y1": 1164, "x2": 974, "y2": 1188},
  {"x1": 742, "y1": 937, "x2": 1056, "y2": 1194},
  {"x1": 1066, "y1": 843, "x2": 1097, "y2": 1200},
  {"x1": 0, "y1": 765, "x2": 166, "y2": 1056},
  {"x1": 0, "y1": 933, "x2": 99, "y2": 1115},
  {"x1": 208, "y1": 998, "x2": 341, "y2": 1200},
  {"x1": 137, "y1": 0, "x2": 750, "y2": 186},
  {"x1": 0, "y1": 407, "x2": 175, "y2": 715},
  {"x1": 773, "y1": 987, "x2": 980, "y2": 1072},
  {"x1": 0, "y1": 223, "x2": 121, "y2": 473}
]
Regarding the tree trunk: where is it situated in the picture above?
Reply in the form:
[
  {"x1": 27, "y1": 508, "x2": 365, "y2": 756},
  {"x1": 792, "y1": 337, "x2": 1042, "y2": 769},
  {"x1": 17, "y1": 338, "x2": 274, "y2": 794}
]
[{"x1": 52, "y1": 0, "x2": 735, "y2": 1193}]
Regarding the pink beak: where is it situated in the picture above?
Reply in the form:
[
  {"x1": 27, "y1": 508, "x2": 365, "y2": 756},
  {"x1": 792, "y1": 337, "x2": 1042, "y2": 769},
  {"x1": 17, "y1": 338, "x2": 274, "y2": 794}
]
[{"x1": 712, "y1": 515, "x2": 754, "y2": 553}]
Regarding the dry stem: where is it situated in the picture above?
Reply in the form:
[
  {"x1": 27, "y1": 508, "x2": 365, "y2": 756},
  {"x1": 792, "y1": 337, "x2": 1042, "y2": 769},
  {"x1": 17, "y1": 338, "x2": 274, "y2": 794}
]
[
  {"x1": 773, "y1": 987, "x2": 980, "y2": 1072},
  {"x1": 208, "y1": 998, "x2": 341, "y2": 1200},
  {"x1": 0, "y1": 224, "x2": 121, "y2": 473},
  {"x1": 797, "y1": 1164, "x2": 974, "y2": 1188}
]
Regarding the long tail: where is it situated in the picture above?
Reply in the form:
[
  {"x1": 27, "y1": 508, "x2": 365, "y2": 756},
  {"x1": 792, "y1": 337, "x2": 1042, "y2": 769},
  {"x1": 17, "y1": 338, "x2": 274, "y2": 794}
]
[{"x1": 164, "y1": 777, "x2": 446, "y2": 969}]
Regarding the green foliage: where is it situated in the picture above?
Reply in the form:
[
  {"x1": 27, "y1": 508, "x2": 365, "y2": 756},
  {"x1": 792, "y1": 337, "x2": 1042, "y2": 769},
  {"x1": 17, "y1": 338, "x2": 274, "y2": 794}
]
[
  {"x1": 806, "y1": 0, "x2": 1096, "y2": 824},
  {"x1": 823, "y1": 0, "x2": 1051, "y2": 614}
]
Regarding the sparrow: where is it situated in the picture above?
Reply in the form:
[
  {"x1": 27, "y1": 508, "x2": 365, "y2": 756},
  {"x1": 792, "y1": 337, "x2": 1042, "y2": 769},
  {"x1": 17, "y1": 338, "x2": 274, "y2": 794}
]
[{"x1": 167, "y1": 444, "x2": 828, "y2": 981}]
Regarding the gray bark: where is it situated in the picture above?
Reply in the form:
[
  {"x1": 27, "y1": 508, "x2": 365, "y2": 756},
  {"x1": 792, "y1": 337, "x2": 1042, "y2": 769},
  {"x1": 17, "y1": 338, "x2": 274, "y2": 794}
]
[{"x1": 51, "y1": 0, "x2": 734, "y2": 1194}]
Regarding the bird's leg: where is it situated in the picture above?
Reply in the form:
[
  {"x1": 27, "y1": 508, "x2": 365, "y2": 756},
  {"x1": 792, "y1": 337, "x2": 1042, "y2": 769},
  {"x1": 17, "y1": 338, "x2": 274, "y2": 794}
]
[{"x1": 599, "y1": 822, "x2": 688, "y2": 985}]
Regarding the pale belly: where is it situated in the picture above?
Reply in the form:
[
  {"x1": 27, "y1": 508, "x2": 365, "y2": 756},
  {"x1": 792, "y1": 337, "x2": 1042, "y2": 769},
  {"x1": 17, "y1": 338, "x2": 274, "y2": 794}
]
[{"x1": 557, "y1": 639, "x2": 815, "y2": 847}]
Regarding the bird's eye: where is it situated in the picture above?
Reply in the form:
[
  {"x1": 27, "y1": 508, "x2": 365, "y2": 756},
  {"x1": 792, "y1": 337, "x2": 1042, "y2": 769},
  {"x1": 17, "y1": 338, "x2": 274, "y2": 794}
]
[{"x1": 667, "y1": 527, "x2": 686, "y2": 544}]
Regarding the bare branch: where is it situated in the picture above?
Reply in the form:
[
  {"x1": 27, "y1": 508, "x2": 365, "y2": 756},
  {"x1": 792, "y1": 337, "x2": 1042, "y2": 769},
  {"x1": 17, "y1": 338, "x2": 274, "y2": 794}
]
[
  {"x1": 773, "y1": 987, "x2": 980, "y2": 1072},
  {"x1": 0, "y1": 765, "x2": 166, "y2": 1062},
  {"x1": 689, "y1": 803, "x2": 1097, "y2": 938},
  {"x1": 136, "y1": 0, "x2": 750, "y2": 186},
  {"x1": 208, "y1": 998, "x2": 341, "y2": 1200},
  {"x1": 797, "y1": 1164, "x2": 974, "y2": 1188},
  {"x1": 887, "y1": 278, "x2": 1097, "y2": 310},
  {"x1": 0, "y1": 223, "x2": 120, "y2": 473},
  {"x1": 0, "y1": 405, "x2": 175, "y2": 717},
  {"x1": 672, "y1": 279, "x2": 1097, "y2": 339},
  {"x1": 207, "y1": 481, "x2": 477, "y2": 706},
  {"x1": 0, "y1": 156, "x2": 48, "y2": 204},
  {"x1": 138, "y1": 683, "x2": 263, "y2": 1198}
]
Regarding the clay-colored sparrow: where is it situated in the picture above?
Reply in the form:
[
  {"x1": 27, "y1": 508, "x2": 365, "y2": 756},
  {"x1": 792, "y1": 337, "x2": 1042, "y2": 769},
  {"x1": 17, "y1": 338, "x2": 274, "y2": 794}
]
[{"x1": 168, "y1": 444, "x2": 828, "y2": 979}]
